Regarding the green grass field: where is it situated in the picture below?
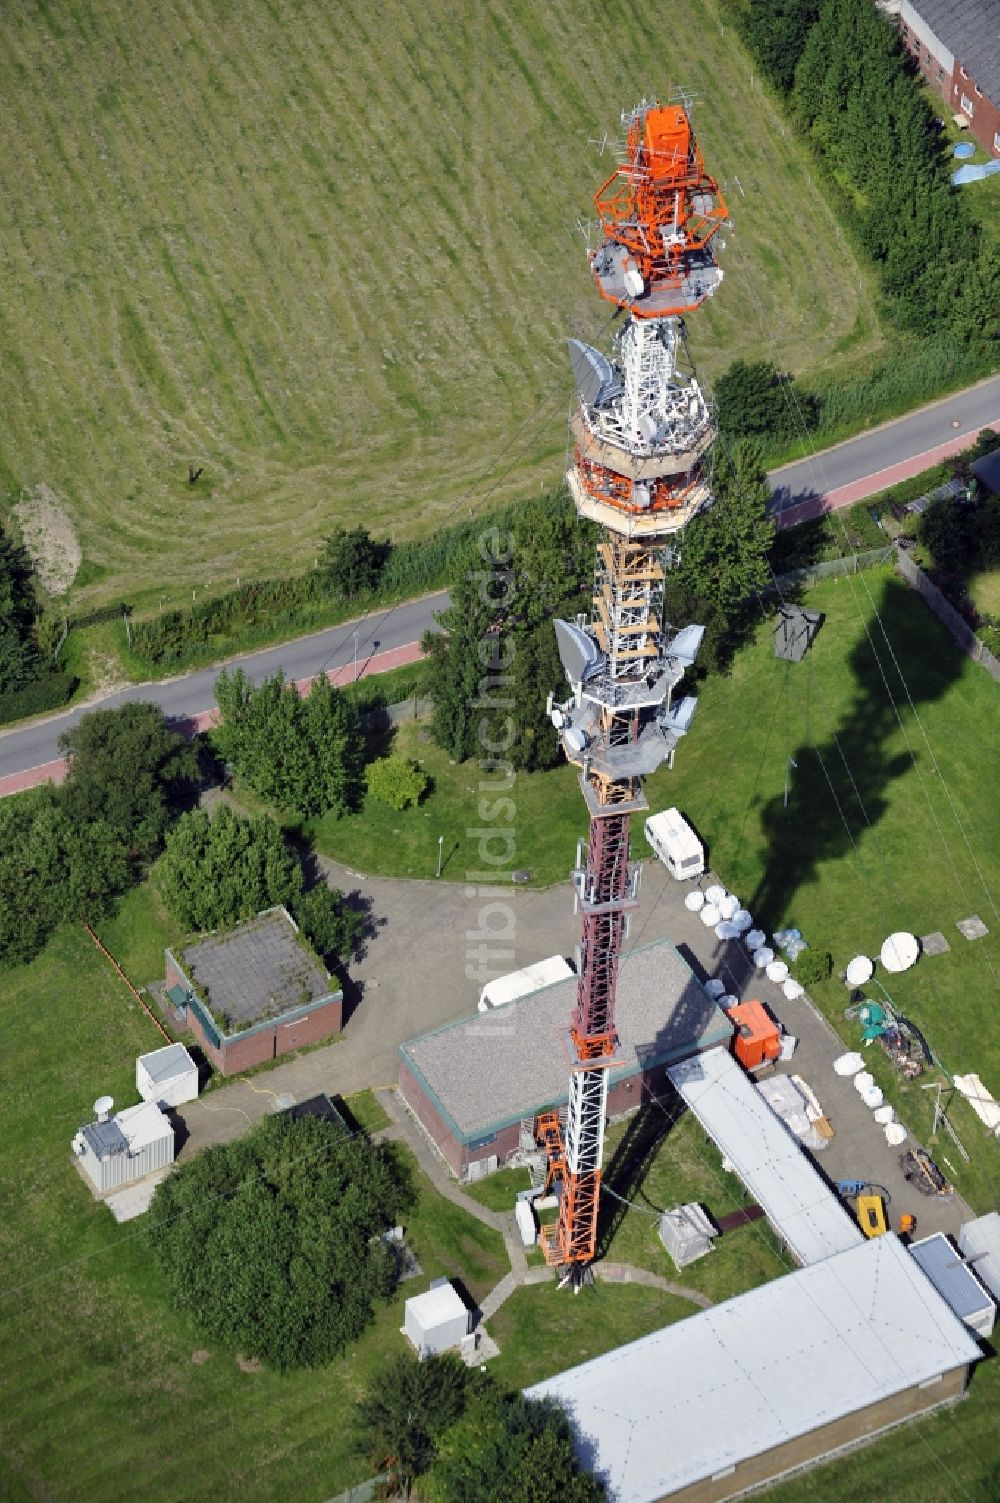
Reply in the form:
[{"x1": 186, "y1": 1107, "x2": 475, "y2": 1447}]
[
  {"x1": 309, "y1": 568, "x2": 1000, "y2": 1210},
  {"x1": 0, "y1": 0, "x2": 883, "y2": 613},
  {"x1": 0, "y1": 911, "x2": 511, "y2": 1501}
]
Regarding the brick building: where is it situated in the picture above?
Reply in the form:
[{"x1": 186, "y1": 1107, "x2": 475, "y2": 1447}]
[
  {"x1": 165, "y1": 907, "x2": 343, "y2": 1075},
  {"x1": 398, "y1": 939, "x2": 733, "y2": 1181},
  {"x1": 883, "y1": 0, "x2": 1000, "y2": 156}
]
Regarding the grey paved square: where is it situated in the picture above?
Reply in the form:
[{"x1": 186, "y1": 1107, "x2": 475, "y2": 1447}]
[
  {"x1": 956, "y1": 916, "x2": 989, "y2": 942},
  {"x1": 921, "y1": 932, "x2": 951, "y2": 956}
]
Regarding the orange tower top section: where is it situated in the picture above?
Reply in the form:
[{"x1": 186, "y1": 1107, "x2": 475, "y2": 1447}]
[{"x1": 590, "y1": 101, "x2": 728, "y2": 319}]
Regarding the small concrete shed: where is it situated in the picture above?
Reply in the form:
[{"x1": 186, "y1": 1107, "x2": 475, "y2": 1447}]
[
  {"x1": 403, "y1": 1279, "x2": 470, "y2": 1358},
  {"x1": 136, "y1": 1043, "x2": 198, "y2": 1108},
  {"x1": 73, "y1": 1101, "x2": 175, "y2": 1194}
]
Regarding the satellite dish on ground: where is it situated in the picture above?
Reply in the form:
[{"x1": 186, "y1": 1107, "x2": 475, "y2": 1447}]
[{"x1": 93, "y1": 1095, "x2": 114, "y2": 1122}]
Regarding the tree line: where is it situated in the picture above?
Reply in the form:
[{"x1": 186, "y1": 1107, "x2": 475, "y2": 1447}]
[
  {"x1": 727, "y1": 0, "x2": 1000, "y2": 344},
  {"x1": 0, "y1": 697, "x2": 364, "y2": 971},
  {"x1": 0, "y1": 528, "x2": 76, "y2": 725}
]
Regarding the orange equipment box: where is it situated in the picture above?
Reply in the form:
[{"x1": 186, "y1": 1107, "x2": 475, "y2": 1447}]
[{"x1": 725, "y1": 1000, "x2": 781, "y2": 1072}]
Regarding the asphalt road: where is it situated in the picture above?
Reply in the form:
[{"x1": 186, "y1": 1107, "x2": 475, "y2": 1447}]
[
  {"x1": 770, "y1": 373, "x2": 1000, "y2": 509},
  {"x1": 0, "y1": 592, "x2": 448, "y2": 779},
  {"x1": 3, "y1": 375, "x2": 1000, "y2": 782}
]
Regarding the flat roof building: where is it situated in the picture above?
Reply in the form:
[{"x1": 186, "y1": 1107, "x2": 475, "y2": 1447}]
[
  {"x1": 399, "y1": 939, "x2": 732, "y2": 1180},
  {"x1": 165, "y1": 907, "x2": 343, "y2": 1076},
  {"x1": 527, "y1": 1234, "x2": 981, "y2": 1503},
  {"x1": 668, "y1": 1048, "x2": 864, "y2": 1266}
]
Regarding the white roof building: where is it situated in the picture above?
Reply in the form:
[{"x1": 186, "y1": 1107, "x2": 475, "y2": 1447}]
[
  {"x1": 527, "y1": 1236, "x2": 981, "y2": 1503},
  {"x1": 403, "y1": 1279, "x2": 470, "y2": 1358},
  {"x1": 668, "y1": 1048, "x2": 863, "y2": 1266},
  {"x1": 136, "y1": 1043, "x2": 198, "y2": 1108},
  {"x1": 73, "y1": 1100, "x2": 175, "y2": 1195}
]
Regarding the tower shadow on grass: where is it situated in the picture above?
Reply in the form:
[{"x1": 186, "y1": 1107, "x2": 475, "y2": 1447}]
[{"x1": 747, "y1": 574, "x2": 961, "y2": 937}]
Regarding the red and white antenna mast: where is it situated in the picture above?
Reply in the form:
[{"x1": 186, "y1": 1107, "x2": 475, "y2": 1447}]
[{"x1": 536, "y1": 98, "x2": 727, "y2": 1287}]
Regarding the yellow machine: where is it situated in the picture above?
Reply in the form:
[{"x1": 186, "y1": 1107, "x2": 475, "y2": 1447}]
[{"x1": 856, "y1": 1192, "x2": 889, "y2": 1239}]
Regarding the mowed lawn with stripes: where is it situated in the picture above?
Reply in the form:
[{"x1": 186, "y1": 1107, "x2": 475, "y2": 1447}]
[{"x1": 0, "y1": 0, "x2": 884, "y2": 611}]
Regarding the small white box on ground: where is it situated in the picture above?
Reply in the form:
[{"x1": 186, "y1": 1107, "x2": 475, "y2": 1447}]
[
  {"x1": 403, "y1": 1279, "x2": 471, "y2": 1358},
  {"x1": 136, "y1": 1043, "x2": 198, "y2": 1107}
]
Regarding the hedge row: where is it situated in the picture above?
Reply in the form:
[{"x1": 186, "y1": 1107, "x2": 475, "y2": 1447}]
[
  {"x1": 0, "y1": 671, "x2": 78, "y2": 727},
  {"x1": 128, "y1": 493, "x2": 568, "y2": 674}
]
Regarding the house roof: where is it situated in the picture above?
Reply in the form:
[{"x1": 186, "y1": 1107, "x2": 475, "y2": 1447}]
[
  {"x1": 959, "y1": 1213, "x2": 1000, "y2": 1302},
  {"x1": 668, "y1": 1048, "x2": 864, "y2": 1267},
  {"x1": 400, "y1": 939, "x2": 732, "y2": 1143},
  {"x1": 912, "y1": 0, "x2": 1000, "y2": 102},
  {"x1": 116, "y1": 1100, "x2": 173, "y2": 1152},
  {"x1": 526, "y1": 1235, "x2": 981, "y2": 1503}
]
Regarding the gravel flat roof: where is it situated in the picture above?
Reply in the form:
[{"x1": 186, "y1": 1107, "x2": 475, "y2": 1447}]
[
  {"x1": 400, "y1": 939, "x2": 731, "y2": 1142},
  {"x1": 181, "y1": 909, "x2": 332, "y2": 1031}
]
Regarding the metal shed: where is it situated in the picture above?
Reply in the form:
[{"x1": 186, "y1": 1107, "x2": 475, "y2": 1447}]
[
  {"x1": 72, "y1": 1101, "x2": 175, "y2": 1194},
  {"x1": 910, "y1": 1232, "x2": 996, "y2": 1337},
  {"x1": 136, "y1": 1043, "x2": 198, "y2": 1108},
  {"x1": 403, "y1": 1279, "x2": 470, "y2": 1358}
]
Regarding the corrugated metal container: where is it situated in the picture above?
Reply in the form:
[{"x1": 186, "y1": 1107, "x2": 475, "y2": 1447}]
[{"x1": 72, "y1": 1101, "x2": 175, "y2": 1193}]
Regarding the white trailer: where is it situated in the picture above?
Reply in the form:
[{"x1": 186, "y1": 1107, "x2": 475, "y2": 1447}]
[
  {"x1": 478, "y1": 955, "x2": 573, "y2": 1012},
  {"x1": 644, "y1": 807, "x2": 705, "y2": 880}
]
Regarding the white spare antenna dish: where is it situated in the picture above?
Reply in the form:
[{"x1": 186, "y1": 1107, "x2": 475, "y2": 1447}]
[{"x1": 93, "y1": 1095, "x2": 114, "y2": 1122}]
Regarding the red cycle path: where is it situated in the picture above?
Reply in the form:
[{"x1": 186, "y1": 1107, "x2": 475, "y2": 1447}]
[
  {"x1": 0, "y1": 640, "x2": 425, "y2": 798},
  {"x1": 775, "y1": 424, "x2": 989, "y2": 529}
]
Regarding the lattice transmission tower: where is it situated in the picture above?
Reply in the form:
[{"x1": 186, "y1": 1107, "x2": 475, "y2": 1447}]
[{"x1": 536, "y1": 98, "x2": 728, "y2": 1287}]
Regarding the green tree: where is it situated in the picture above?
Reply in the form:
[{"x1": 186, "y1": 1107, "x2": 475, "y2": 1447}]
[
  {"x1": 731, "y1": 0, "x2": 821, "y2": 93},
  {"x1": 0, "y1": 527, "x2": 41, "y2": 693},
  {"x1": 59, "y1": 702, "x2": 197, "y2": 860},
  {"x1": 355, "y1": 1352, "x2": 469, "y2": 1498},
  {"x1": 0, "y1": 787, "x2": 129, "y2": 967},
  {"x1": 715, "y1": 359, "x2": 794, "y2": 441},
  {"x1": 294, "y1": 883, "x2": 363, "y2": 966},
  {"x1": 149, "y1": 1114, "x2": 413, "y2": 1370},
  {"x1": 425, "y1": 493, "x2": 592, "y2": 768},
  {"x1": 322, "y1": 526, "x2": 389, "y2": 597},
  {"x1": 664, "y1": 438, "x2": 774, "y2": 670},
  {"x1": 157, "y1": 805, "x2": 302, "y2": 932},
  {"x1": 919, "y1": 496, "x2": 974, "y2": 575},
  {"x1": 366, "y1": 754, "x2": 430, "y2": 810},
  {"x1": 214, "y1": 669, "x2": 365, "y2": 818},
  {"x1": 428, "y1": 1377, "x2": 604, "y2": 1503}
]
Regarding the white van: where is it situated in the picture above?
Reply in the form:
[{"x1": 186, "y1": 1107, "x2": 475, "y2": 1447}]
[{"x1": 644, "y1": 807, "x2": 705, "y2": 881}]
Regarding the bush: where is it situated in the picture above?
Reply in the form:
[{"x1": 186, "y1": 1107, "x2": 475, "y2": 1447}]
[
  {"x1": 157, "y1": 805, "x2": 302, "y2": 933},
  {"x1": 0, "y1": 670, "x2": 77, "y2": 726},
  {"x1": 149, "y1": 1114, "x2": 414, "y2": 1370},
  {"x1": 794, "y1": 948, "x2": 833, "y2": 988},
  {"x1": 979, "y1": 624, "x2": 1000, "y2": 658},
  {"x1": 366, "y1": 755, "x2": 430, "y2": 811}
]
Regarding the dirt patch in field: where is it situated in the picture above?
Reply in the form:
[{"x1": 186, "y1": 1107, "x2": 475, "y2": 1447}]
[
  {"x1": 191, "y1": 1349, "x2": 211, "y2": 1365},
  {"x1": 235, "y1": 1354, "x2": 262, "y2": 1374},
  {"x1": 85, "y1": 649, "x2": 129, "y2": 699},
  {"x1": 13, "y1": 484, "x2": 82, "y2": 595}
]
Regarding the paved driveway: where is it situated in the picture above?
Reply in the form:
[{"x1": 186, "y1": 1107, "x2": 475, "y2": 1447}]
[
  {"x1": 175, "y1": 856, "x2": 975, "y2": 1245},
  {"x1": 174, "y1": 857, "x2": 690, "y2": 1157}
]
